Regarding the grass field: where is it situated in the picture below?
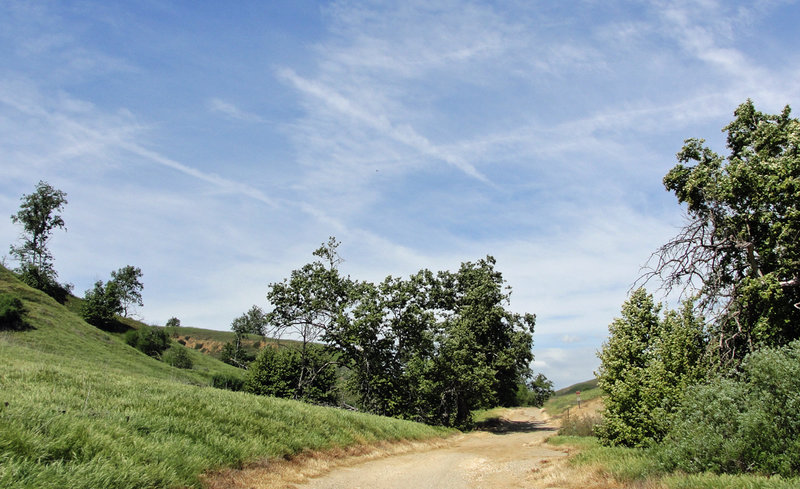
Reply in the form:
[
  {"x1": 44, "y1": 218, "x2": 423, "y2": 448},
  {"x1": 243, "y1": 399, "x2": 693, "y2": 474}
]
[{"x1": 0, "y1": 266, "x2": 453, "y2": 489}]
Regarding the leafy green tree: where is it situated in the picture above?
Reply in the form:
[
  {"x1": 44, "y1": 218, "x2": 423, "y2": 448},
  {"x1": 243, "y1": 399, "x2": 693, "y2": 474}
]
[
  {"x1": 264, "y1": 240, "x2": 535, "y2": 427},
  {"x1": 225, "y1": 305, "x2": 267, "y2": 369},
  {"x1": 9, "y1": 181, "x2": 70, "y2": 300},
  {"x1": 644, "y1": 100, "x2": 800, "y2": 364},
  {"x1": 596, "y1": 289, "x2": 706, "y2": 446},
  {"x1": 231, "y1": 305, "x2": 267, "y2": 336},
  {"x1": 165, "y1": 317, "x2": 180, "y2": 328},
  {"x1": 81, "y1": 280, "x2": 123, "y2": 329},
  {"x1": 517, "y1": 373, "x2": 555, "y2": 407},
  {"x1": 244, "y1": 344, "x2": 337, "y2": 404},
  {"x1": 110, "y1": 265, "x2": 143, "y2": 317},
  {"x1": 267, "y1": 237, "x2": 351, "y2": 398}
]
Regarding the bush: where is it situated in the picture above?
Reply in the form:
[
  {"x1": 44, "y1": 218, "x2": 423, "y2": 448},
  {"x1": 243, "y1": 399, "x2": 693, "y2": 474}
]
[
  {"x1": 559, "y1": 413, "x2": 602, "y2": 437},
  {"x1": 211, "y1": 373, "x2": 245, "y2": 392},
  {"x1": 124, "y1": 326, "x2": 171, "y2": 358},
  {"x1": 657, "y1": 340, "x2": 800, "y2": 477},
  {"x1": 163, "y1": 346, "x2": 193, "y2": 369},
  {"x1": 82, "y1": 280, "x2": 123, "y2": 328},
  {"x1": 0, "y1": 293, "x2": 26, "y2": 330},
  {"x1": 245, "y1": 344, "x2": 338, "y2": 404}
]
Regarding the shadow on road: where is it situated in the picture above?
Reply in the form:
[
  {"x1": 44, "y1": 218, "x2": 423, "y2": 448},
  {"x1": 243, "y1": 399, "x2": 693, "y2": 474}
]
[{"x1": 475, "y1": 417, "x2": 556, "y2": 435}]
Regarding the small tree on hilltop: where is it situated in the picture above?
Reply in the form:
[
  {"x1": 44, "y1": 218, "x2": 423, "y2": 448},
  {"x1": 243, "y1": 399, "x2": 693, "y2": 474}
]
[
  {"x1": 9, "y1": 181, "x2": 70, "y2": 301},
  {"x1": 110, "y1": 265, "x2": 143, "y2": 318},
  {"x1": 82, "y1": 280, "x2": 123, "y2": 329}
]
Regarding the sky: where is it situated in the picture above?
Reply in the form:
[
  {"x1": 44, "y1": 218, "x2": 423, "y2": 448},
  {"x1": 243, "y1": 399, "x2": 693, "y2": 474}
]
[{"x1": 1, "y1": 0, "x2": 799, "y2": 388}]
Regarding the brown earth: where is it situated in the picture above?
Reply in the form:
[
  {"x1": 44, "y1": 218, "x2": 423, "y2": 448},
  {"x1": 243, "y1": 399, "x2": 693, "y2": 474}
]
[{"x1": 205, "y1": 405, "x2": 625, "y2": 489}]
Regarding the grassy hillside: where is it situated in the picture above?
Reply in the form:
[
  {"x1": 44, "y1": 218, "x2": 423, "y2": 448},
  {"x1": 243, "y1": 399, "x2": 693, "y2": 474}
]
[
  {"x1": 544, "y1": 378, "x2": 602, "y2": 416},
  {"x1": 0, "y1": 266, "x2": 452, "y2": 489}
]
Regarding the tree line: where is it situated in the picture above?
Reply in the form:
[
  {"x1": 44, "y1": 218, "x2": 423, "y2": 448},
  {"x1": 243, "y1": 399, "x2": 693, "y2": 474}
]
[{"x1": 596, "y1": 100, "x2": 800, "y2": 477}]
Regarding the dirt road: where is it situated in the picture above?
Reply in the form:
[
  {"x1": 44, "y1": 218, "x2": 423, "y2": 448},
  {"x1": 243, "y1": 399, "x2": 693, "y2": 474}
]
[{"x1": 295, "y1": 407, "x2": 566, "y2": 489}]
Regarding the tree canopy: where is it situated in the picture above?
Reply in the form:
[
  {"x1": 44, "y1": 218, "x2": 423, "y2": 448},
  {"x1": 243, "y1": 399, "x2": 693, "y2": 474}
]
[
  {"x1": 644, "y1": 100, "x2": 800, "y2": 364},
  {"x1": 261, "y1": 240, "x2": 536, "y2": 428}
]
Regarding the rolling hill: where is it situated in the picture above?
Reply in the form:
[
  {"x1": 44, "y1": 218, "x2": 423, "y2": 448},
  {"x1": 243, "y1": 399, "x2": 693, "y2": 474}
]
[{"x1": 0, "y1": 265, "x2": 451, "y2": 489}]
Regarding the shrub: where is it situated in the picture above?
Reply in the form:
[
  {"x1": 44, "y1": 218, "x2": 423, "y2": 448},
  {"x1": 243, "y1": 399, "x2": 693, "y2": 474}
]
[
  {"x1": 657, "y1": 340, "x2": 800, "y2": 477},
  {"x1": 0, "y1": 293, "x2": 26, "y2": 330},
  {"x1": 211, "y1": 373, "x2": 245, "y2": 392},
  {"x1": 163, "y1": 346, "x2": 193, "y2": 369},
  {"x1": 124, "y1": 326, "x2": 171, "y2": 358},
  {"x1": 245, "y1": 344, "x2": 338, "y2": 404},
  {"x1": 82, "y1": 280, "x2": 123, "y2": 328}
]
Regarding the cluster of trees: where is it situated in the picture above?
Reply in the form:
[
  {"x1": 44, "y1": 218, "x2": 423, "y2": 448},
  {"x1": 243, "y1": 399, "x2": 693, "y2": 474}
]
[
  {"x1": 597, "y1": 100, "x2": 800, "y2": 476},
  {"x1": 237, "y1": 239, "x2": 538, "y2": 427}
]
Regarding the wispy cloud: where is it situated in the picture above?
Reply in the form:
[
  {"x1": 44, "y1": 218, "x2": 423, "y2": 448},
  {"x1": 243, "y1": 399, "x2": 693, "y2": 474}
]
[
  {"x1": 207, "y1": 98, "x2": 265, "y2": 123},
  {"x1": 278, "y1": 68, "x2": 489, "y2": 183}
]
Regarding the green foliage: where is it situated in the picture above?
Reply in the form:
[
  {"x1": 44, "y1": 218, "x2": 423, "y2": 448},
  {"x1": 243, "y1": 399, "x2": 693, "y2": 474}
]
[
  {"x1": 81, "y1": 280, "x2": 123, "y2": 329},
  {"x1": 211, "y1": 372, "x2": 245, "y2": 391},
  {"x1": 515, "y1": 373, "x2": 554, "y2": 407},
  {"x1": 165, "y1": 316, "x2": 180, "y2": 328},
  {"x1": 548, "y1": 436, "x2": 800, "y2": 489},
  {"x1": 245, "y1": 344, "x2": 338, "y2": 405},
  {"x1": 596, "y1": 289, "x2": 706, "y2": 447},
  {"x1": 219, "y1": 339, "x2": 255, "y2": 368},
  {"x1": 231, "y1": 304, "x2": 267, "y2": 336},
  {"x1": 265, "y1": 240, "x2": 535, "y2": 428},
  {"x1": 0, "y1": 292, "x2": 26, "y2": 330},
  {"x1": 338, "y1": 257, "x2": 534, "y2": 428},
  {"x1": 8, "y1": 181, "x2": 68, "y2": 302},
  {"x1": 162, "y1": 345, "x2": 193, "y2": 369},
  {"x1": 652, "y1": 100, "x2": 800, "y2": 363},
  {"x1": 110, "y1": 265, "x2": 143, "y2": 317},
  {"x1": 124, "y1": 326, "x2": 171, "y2": 358},
  {"x1": 657, "y1": 340, "x2": 800, "y2": 477}
]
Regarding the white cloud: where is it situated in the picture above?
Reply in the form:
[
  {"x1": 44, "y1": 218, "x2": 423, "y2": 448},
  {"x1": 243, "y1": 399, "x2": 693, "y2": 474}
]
[{"x1": 207, "y1": 98, "x2": 265, "y2": 123}]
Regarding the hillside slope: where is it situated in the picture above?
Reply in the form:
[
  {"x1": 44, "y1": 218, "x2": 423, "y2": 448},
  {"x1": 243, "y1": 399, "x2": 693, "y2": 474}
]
[{"x1": 0, "y1": 266, "x2": 451, "y2": 489}]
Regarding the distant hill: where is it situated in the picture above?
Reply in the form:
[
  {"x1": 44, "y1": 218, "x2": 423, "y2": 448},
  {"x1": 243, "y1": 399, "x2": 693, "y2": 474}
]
[
  {"x1": 0, "y1": 265, "x2": 449, "y2": 489},
  {"x1": 544, "y1": 378, "x2": 602, "y2": 416}
]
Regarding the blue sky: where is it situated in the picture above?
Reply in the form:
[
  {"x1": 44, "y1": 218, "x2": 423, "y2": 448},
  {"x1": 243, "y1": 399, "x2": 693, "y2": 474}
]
[{"x1": 1, "y1": 0, "x2": 798, "y2": 388}]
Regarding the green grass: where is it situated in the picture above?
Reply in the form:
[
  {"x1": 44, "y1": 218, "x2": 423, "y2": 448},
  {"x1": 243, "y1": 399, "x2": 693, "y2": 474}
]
[
  {"x1": 543, "y1": 378, "x2": 602, "y2": 416},
  {"x1": 547, "y1": 436, "x2": 800, "y2": 489},
  {"x1": 0, "y1": 266, "x2": 453, "y2": 488}
]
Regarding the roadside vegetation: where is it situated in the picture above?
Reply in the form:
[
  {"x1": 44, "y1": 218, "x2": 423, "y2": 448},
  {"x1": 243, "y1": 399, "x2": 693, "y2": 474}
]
[{"x1": 544, "y1": 100, "x2": 800, "y2": 488}]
